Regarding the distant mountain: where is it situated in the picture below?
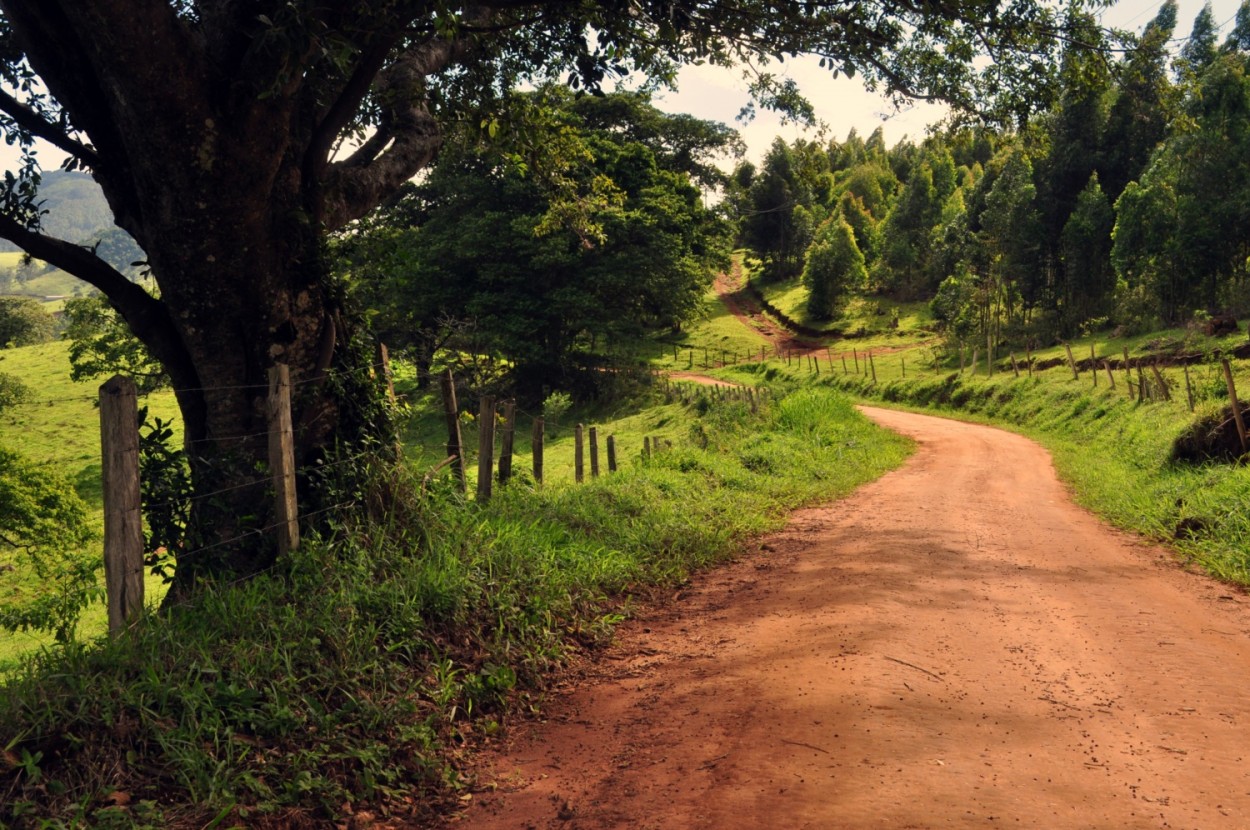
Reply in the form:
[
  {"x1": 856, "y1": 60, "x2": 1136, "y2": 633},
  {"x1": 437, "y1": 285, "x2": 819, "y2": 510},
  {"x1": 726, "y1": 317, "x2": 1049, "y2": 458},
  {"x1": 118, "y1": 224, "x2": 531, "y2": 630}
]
[{"x1": 0, "y1": 171, "x2": 145, "y2": 273}]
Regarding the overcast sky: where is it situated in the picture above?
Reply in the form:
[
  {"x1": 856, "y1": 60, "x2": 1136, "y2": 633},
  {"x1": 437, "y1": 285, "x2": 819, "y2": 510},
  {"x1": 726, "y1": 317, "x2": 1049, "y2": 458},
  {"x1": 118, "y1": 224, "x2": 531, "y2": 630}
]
[{"x1": 0, "y1": 0, "x2": 1242, "y2": 178}]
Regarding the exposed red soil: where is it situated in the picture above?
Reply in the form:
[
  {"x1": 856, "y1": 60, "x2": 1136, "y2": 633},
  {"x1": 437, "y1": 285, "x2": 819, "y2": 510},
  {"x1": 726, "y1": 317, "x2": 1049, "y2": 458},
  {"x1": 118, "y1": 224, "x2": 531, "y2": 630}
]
[{"x1": 448, "y1": 407, "x2": 1250, "y2": 830}]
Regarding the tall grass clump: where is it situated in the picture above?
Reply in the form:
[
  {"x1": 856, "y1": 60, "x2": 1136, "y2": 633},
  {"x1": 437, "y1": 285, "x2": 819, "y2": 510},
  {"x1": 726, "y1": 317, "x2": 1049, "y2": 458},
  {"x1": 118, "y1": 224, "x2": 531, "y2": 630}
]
[{"x1": 0, "y1": 386, "x2": 908, "y2": 828}]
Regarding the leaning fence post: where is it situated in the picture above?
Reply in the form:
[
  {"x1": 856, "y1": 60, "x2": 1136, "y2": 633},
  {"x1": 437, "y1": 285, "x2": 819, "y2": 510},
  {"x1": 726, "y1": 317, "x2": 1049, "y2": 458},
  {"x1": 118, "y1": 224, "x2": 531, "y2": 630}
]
[
  {"x1": 1222, "y1": 359, "x2": 1248, "y2": 455},
  {"x1": 1064, "y1": 343, "x2": 1079, "y2": 380},
  {"x1": 607, "y1": 435, "x2": 617, "y2": 473},
  {"x1": 589, "y1": 426, "x2": 600, "y2": 478},
  {"x1": 476, "y1": 395, "x2": 496, "y2": 502},
  {"x1": 869, "y1": 352, "x2": 877, "y2": 384},
  {"x1": 1103, "y1": 360, "x2": 1116, "y2": 390},
  {"x1": 532, "y1": 417, "x2": 544, "y2": 485},
  {"x1": 498, "y1": 400, "x2": 516, "y2": 485},
  {"x1": 1183, "y1": 364, "x2": 1195, "y2": 412},
  {"x1": 440, "y1": 371, "x2": 466, "y2": 492},
  {"x1": 267, "y1": 364, "x2": 299, "y2": 557},
  {"x1": 575, "y1": 423, "x2": 585, "y2": 483},
  {"x1": 100, "y1": 375, "x2": 143, "y2": 635}
]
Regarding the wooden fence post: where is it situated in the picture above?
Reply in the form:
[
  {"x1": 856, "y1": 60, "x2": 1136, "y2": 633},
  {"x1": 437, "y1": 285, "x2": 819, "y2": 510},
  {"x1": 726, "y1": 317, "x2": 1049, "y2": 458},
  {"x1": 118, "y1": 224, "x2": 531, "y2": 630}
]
[
  {"x1": 644, "y1": 436, "x2": 652, "y2": 458},
  {"x1": 1183, "y1": 364, "x2": 1195, "y2": 412},
  {"x1": 1064, "y1": 343, "x2": 1079, "y2": 380},
  {"x1": 1025, "y1": 344, "x2": 1033, "y2": 377},
  {"x1": 987, "y1": 333, "x2": 994, "y2": 378},
  {"x1": 100, "y1": 375, "x2": 143, "y2": 635},
  {"x1": 589, "y1": 426, "x2": 600, "y2": 478},
  {"x1": 607, "y1": 435, "x2": 617, "y2": 473},
  {"x1": 1137, "y1": 364, "x2": 1148, "y2": 401},
  {"x1": 532, "y1": 417, "x2": 544, "y2": 485},
  {"x1": 476, "y1": 396, "x2": 495, "y2": 501},
  {"x1": 1222, "y1": 359, "x2": 1248, "y2": 455},
  {"x1": 1090, "y1": 344, "x2": 1098, "y2": 387},
  {"x1": 267, "y1": 364, "x2": 299, "y2": 557},
  {"x1": 575, "y1": 423, "x2": 585, "y2": 483},
  {"x1": 1150, "y1": 364, "x2": 1171, "y2": 402},
  {"x1": 375, "y1": 342, "x2": 397, "y2": 404},
  {"x1": 1009, "y1": 353, "x2": 1020, "y2": 378},
  {"x1": 1103, "y1": 360, "x2": 1116, "y2": 390},
  {"x1": 440, "y1": 370, "x2": 467, "y2": 493},
  {"x1": 498, "y1": 400, "x2": 516, "y2": 485},
  {"x1": 869, "y1": 353, "x2": 877, "y2": 384},
  {"x1": 1122, "y1": 349, "x2": 1132, "y2": 393},
  {"x1": 853, "y1": 349, "x2": 860, "y2": 373},
  {"x1": 900, "y1": 356, "x2": 905, "y2": 378},
  {"x1": 841, "y1": 354, "x2": 848, "y2": 374}
]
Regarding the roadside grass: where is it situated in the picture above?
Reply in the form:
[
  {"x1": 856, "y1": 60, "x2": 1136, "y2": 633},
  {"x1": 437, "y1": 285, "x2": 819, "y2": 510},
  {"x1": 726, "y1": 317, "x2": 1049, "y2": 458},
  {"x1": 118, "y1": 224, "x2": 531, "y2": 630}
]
[
  {"x1": 0, "y1": 385, "x2": 911, "y2": 828},
  {"x1": 726, "y1": 327, "x2": 1250, "y2": 585}
]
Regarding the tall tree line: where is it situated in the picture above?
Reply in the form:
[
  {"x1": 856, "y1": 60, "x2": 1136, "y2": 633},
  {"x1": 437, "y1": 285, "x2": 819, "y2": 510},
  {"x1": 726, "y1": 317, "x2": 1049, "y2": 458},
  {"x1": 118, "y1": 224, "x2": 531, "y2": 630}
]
[{"x1": 736, "y1": 0, "x2": 1250, "y2": 346}]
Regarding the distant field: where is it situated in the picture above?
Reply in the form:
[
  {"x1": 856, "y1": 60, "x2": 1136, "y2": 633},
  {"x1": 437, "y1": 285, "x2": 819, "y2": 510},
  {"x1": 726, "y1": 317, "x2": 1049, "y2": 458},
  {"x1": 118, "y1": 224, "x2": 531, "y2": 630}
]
[
  {"x1": 0, "y1": 341, "x2": 178, "y2": 669},
  {"x1": 0, "y1": 251, "x2": 88, "y2": 301}
]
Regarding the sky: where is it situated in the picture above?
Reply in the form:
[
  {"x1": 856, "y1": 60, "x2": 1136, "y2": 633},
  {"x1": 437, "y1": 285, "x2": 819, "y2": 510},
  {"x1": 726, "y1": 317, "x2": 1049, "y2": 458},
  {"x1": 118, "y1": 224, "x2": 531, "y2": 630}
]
[{"x1": 0, "y1": 0, "x2": 1243, "y2": 178}]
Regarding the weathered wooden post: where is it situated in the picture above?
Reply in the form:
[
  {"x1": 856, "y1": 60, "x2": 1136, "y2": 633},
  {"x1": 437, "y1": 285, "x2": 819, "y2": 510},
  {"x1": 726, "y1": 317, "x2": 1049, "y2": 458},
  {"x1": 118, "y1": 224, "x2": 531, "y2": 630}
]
[
  {"x1": 607, "y1": 435, "x2": 618, "y2": 473},
  {"x1": 375, "y1": 342, "x2": 397, "y2": 403},
  {"x1": 841, "y1": 354, "x2": 848, "y2": 374},
  {"x1": 1137, "y1": 364, "x2": 1148, "y2": 401},
  {"x1": 268, "y1": 364, "x2": 299, "y2": 557},
  {"x1": 1150, "y1": 364, "x2": 1170, "y2": 401},
  {"x1": 1010, "y1": 353, "x2": 1020, "y2": 378},
  {"x1": 1103, "y1": 360, "x2": 1116, "y2": 389},
  {"x1": 575, "y1": 424, "x2": 585, "y2": 483},
  {"x1": 1064, "y1": 343, "x2": 1079, "y2": 380},
  {"x1": 853, "y1": 348, "x2": 860, "y2": 373},
  {"x1": 900, "y1": 356, "x2": 905, "y2": 378},
  {"x1": 1183, "y1": 364, "x2": 1195, "y2": 412},
  {"x1": 869, "y1": 352, "x2": 877, "y2": 384},
  {"x1": 1222, "y1": 359, "x2": 1248, "y2": 455},
  {"x1": 1090, "y1": 344, "x2": 1098, "y2": 387},
  {"x1": 476, "y1": 396, "x2": 496, "y2": 501},
  {"x1": 100, "y1": 375, "x2": 143, "y2": 635},
  {"x1": 589, "y1": 426, "x2": 600, "y2": 478},
  {"x1": 1122, "y1": 348, "x2": 1132, "y2": 392},
  {"x1": 440, "y1": 370, "x2": 467, "y2": 493},
  {"x1": 1025, "y1": 343, "x2": 1033, "y2": 377},
  {"x1": 498, "y1": 400, "x2": 516, "y2": 485},
  {"x1": 532, "y1": 417, "x2": 544, "y2": 485},
  {"x1": 644, "y1": 435, "x2": 652, "y2": 458}
]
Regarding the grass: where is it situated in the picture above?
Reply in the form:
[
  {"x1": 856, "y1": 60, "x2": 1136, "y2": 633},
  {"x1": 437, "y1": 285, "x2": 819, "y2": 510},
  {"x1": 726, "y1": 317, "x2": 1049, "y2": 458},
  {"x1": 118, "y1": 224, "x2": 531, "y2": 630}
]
[
  {"x1": 0, "y1": 383, "x2": 911, "y2": 828},
  {"x1": 0, "y1": 341, "x2": 179, "y2": 670}
]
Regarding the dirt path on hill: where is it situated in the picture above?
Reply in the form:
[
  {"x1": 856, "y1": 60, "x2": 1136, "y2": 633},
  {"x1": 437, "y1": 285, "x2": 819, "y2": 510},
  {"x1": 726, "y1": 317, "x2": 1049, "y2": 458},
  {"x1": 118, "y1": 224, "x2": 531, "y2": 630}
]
[{"x1": 449, "y1": 406, "x2": 1250, "y2": 830}]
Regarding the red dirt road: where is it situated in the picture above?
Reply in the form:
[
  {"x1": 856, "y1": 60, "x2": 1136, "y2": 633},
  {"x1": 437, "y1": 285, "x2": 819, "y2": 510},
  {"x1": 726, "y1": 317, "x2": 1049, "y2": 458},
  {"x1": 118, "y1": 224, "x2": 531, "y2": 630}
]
[{"x1": 452, "y1": 407, "x2": 1250, "y2": 829}]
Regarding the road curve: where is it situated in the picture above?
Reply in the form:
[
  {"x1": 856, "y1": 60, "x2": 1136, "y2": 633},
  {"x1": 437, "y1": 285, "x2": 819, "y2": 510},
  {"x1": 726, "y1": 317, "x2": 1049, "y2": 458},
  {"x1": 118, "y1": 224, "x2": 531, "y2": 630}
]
[{"x1": 451, "y1": 407, "x2": 1250, "y2": 829}]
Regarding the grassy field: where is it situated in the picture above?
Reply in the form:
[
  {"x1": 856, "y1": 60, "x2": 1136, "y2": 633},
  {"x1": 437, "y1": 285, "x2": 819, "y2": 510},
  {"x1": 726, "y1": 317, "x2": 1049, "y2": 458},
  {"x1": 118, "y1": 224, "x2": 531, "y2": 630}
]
[{"x1": 0, "y1": 341, "x2": 179, "y2": 669}]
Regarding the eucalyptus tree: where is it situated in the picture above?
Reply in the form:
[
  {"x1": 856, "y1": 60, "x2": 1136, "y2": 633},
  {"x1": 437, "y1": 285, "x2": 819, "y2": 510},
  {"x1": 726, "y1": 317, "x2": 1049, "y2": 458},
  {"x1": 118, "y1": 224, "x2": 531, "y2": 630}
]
[{"x1": 0, "y1": 0, "x2": 1094, "y2": 589}]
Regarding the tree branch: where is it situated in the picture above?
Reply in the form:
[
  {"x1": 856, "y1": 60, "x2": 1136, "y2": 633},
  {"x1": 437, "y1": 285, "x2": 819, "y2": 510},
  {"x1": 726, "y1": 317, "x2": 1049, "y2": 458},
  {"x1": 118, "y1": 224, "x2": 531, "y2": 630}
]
[
  {"x1": 319, "y1": 36, "x2": 471, "y2": 229},
  {"x1": 0, "y1": 215, "x2": 197, "y2": 392},
  {"x1": 0, "y1": 89, "x2": 100, "y2": 166}
]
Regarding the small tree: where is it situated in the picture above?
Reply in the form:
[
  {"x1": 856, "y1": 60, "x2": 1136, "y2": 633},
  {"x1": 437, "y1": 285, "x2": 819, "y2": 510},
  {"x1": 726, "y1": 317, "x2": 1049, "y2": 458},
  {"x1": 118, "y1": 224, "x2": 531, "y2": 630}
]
[
  {"x1": 803, "y1": 216, "x2": 867, "y2": 321},
  {"x1": 0, "y1": 297, "x2": 54, "y2": 347},
  {"x1": 62, "y1": 295, "x2": 169, "y2": 395}
]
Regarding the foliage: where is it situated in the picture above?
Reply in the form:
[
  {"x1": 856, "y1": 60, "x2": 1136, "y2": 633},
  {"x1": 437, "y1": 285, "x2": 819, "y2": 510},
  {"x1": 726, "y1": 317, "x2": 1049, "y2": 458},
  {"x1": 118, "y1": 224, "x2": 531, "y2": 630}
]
[
  {"x1": 138, "y1": 409, "x2": 191, "y2": 581},
  {"x1": 803, "y1": 215, "x2": 867, "y2": 320},
  {"x1": 62, "y1": 295, "x2": 170, "y2": 395},
  {"x1": 0, "y1": 297, "x2": 54, "y2": 348},
  {"x1": 0, "y1": 446, "x2": 97, "y2": 642},
  {"x1": 341, "y1": 89, "x2": 733, "y2": 399}
]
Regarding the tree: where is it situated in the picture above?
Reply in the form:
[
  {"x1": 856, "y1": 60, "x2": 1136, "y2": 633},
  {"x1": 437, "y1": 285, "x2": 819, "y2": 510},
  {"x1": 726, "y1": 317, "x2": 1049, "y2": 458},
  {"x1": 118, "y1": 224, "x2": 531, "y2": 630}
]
[
  {"x1": 342, "y1": 89, "x2": 732, "y2": 398},
  {"x1": 0, "y1": 296, "x2": 54, "y2": 346},
  {"x1": 803, "y1": 215, "x2": 867, "y2": 320},
  {"x1": 0, "y1": 0, "x2": 1090, "y2": 589},
  {"x1": 1179, "y1": 3, "x2": 1220, "y2": 77},
  {"x1": 1059, "y1": 173, "x2": 1115, "y2": 330}
]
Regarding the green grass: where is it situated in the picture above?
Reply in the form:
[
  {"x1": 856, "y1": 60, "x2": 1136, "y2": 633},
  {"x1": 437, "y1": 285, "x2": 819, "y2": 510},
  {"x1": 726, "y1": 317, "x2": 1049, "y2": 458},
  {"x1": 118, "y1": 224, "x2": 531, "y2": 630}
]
[
  {"x1": 0, "y1": 341, "x2": 179, "y2": 670},
  {"x1": 0, "y1": 384, "x2": 910, "y2": 828}
]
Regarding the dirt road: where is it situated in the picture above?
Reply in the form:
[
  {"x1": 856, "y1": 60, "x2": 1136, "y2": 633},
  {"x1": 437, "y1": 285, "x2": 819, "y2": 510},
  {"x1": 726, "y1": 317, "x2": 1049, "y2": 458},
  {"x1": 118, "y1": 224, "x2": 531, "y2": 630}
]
[{"x1": 453, "y1": 407, "x2": 1250, "y2": 829}]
